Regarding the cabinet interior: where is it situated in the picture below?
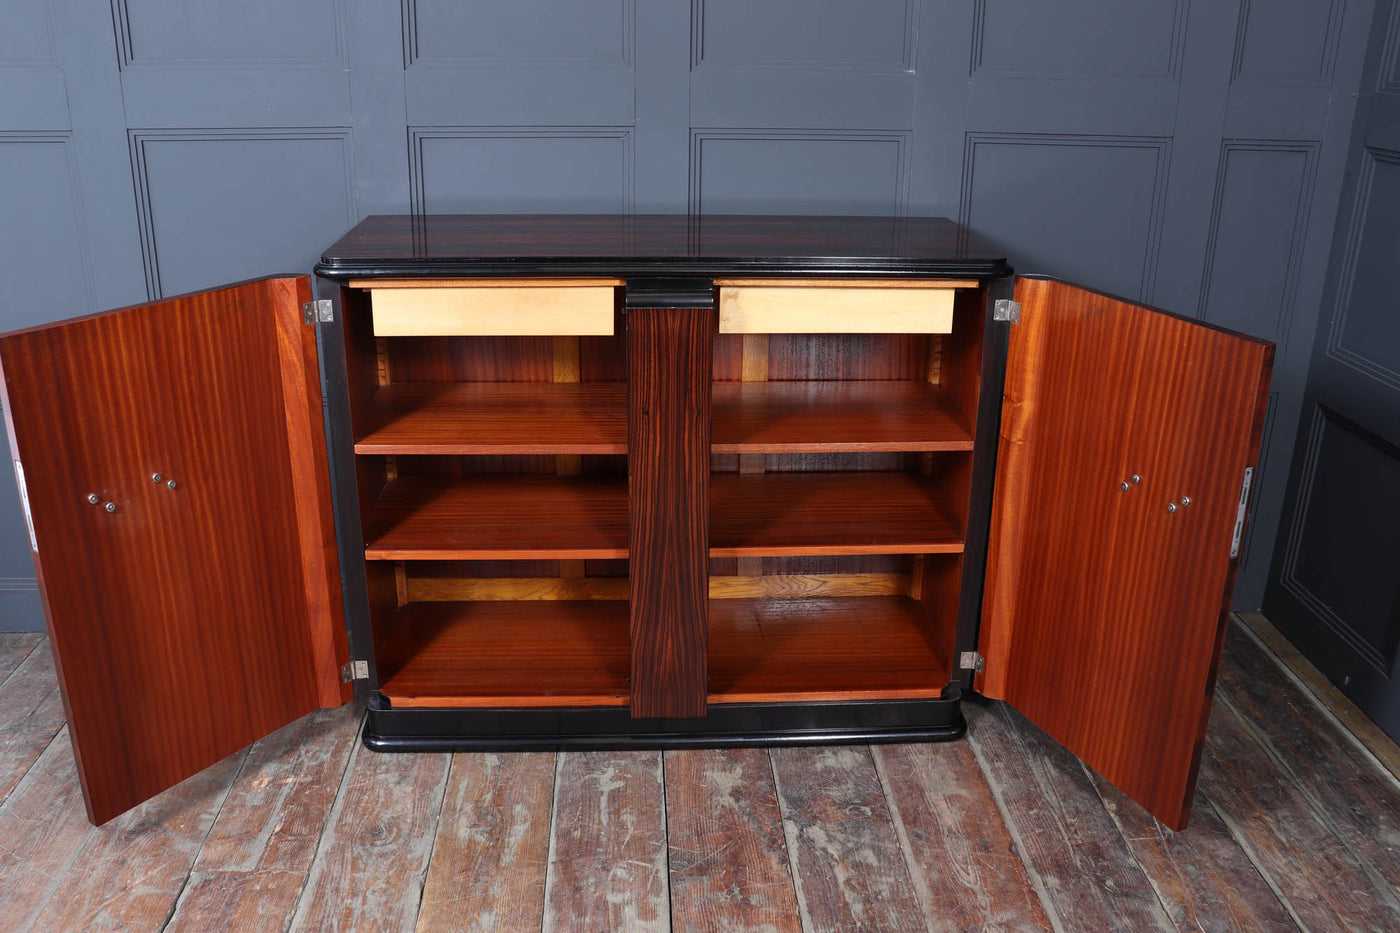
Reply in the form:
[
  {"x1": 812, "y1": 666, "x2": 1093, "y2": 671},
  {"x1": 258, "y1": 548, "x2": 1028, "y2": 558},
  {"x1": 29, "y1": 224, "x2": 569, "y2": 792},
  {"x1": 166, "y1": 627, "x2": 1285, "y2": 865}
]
[{"x1": 338, "y1": 281, "x2": 987, "y2": 711}]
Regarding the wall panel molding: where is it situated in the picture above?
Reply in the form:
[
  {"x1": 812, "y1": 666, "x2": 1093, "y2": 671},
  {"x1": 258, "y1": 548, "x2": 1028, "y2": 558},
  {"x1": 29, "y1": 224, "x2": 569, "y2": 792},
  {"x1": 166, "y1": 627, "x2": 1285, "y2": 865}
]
[
  {"x1": 1230, "y1": 0, "x2": 1346, "y2": 87},
  {"x1": 408, "y1": 127, "x2": 634, "y2": 215},
  {"x1": 970, "y1": 0, "x2": 1188, "y2": 79},
  {"x1": 1196, "y1": 139, "x2": 1319, "y2": 342},
  {"x1": 0, "y1": 132, "x2": 96, "y2": 316},
  {"x1": 110, "y1": 0, "x2": 348, "y2": 70},
  {"x1": 959, "y1": 132, "x2": 1172, "y2": 300},
  {"x1": 1280, "y1": 404, "x2": 1400, "y2": 673},
  {"x1": 0, "y1": 0, "x2": 56, "y2": 65},
  {"x1": 129, "y1": 128, "x2": 355, "y2": 298},
  {"x1": 689, "y1": 129, "x2": 909, "y2": 216},
  {"x1": 1325, "y1": 146, "x2": 1400, "y2": 389},
  {"x1": 690, "y1": 0, "x2": 916, "y2": 72},
  {"x1": 1380, "y1": 1, "x2": 1400, "y2": 94},
  {"x1": 403, "y1": 0, "x2": 633, "y2": 68}
]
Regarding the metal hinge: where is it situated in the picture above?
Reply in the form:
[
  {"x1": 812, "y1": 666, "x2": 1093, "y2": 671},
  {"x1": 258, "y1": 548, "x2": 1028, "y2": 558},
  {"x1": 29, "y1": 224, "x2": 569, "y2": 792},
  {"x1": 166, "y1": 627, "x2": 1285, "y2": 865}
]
[
  {"x1": 341, "y1": 660, "x2": 369, "y2": 682},
  {"x1": 993, "y1": 299, "x2": 1021, "y2": 323},
  {"x1": 959, "y1": 651, "x2": 985, "y2": 674},
  {"x1": 303, "y1": 299, "x2": 333, "y2": 324},
  {"x1": 1229, "y1": 466, "x2": 1254, "y2": 558}
]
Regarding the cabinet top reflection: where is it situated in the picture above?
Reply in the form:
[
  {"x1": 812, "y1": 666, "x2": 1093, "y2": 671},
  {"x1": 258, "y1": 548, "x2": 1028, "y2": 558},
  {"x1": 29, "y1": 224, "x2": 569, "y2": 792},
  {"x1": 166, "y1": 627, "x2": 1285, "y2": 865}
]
[{"x1": 317, "y1": 214, "x2": 1011, "y2": 280}]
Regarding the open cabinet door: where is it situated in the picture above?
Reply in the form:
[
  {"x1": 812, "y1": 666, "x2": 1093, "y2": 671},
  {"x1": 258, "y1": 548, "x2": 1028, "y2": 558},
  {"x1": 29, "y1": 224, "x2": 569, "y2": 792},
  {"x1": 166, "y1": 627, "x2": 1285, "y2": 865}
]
[
  {"x1": 977, "y1": 277, "x2": 1272, "y2": 830},
  {"x1": 0, "y1": 276, "x2": 349, "y2": 825}
]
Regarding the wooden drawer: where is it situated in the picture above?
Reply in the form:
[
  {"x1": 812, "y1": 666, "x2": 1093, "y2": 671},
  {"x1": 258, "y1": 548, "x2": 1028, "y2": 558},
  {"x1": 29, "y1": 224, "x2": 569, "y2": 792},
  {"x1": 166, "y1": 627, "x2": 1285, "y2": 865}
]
[
  {"x1": 716, "y1": 278, "x2": 972, "y2": 334},
  {"x1": 356, "y1": 278, "x2": 621, "y2": 336}
]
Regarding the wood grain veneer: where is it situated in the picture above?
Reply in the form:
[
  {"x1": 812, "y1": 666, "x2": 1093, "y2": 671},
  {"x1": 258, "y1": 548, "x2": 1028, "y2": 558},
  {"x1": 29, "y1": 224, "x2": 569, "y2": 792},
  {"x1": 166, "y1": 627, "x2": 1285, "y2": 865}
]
[
  {"x1": 375, "y1": 600, "x2": 629, "y2": 707},
  {"x1": 364, "y1": 475, "x2": 627, "y2": 560},
  {"x1": 629, "y1": 307, "x2": 713, "y2": 718},
  {"x1": 354, "y1": 382, "x2": 627, "y2": 454},
  {"x1": 977, "y1": 276, "x2": 1273, "y2": 831},
  {"x1": 0, "y1": 276, "x2": 348, "y2": 825},
  {"x1": 711, "y1": 381, "x2": 974, "y2": 453},
  {"x1": 711, "y1": 472, "x2": 963, "y2": 556},
  {"x1": 707, "y1": 596, "x2": 949, "y2": 703}
]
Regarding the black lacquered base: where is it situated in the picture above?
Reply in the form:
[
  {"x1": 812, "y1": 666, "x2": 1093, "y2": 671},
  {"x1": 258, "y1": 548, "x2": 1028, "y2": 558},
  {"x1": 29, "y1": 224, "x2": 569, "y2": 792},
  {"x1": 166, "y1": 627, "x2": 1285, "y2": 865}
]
[{"x1": 363, "y1": 695, "x2": 966, "y2": 752}]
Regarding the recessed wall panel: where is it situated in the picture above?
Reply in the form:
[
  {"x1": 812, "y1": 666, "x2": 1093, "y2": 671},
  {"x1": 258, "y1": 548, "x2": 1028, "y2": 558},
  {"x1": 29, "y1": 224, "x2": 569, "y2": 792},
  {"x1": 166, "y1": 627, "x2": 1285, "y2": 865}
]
[
  {"x1": 412, "y1": 130, "x2": 630, "y2": 214},
  {"x1": 1201, "y1": 144, "x2": 1313, "y2": 338},
  {"x1": 962, "y1": 135, "x2": 1168, "y2": 299},
  {"x1": 1330, "y1": 150, "x2": 1400, "y2": 384},
  {"x1": 116, "y1": 0, "x2": 340, "y2": 65},
  {"x1": 973, "y1": 0, "x2": 1186, "y2": 77},
  {"x1": 133, "y1": 132, "x2": 353, "y2": 297},
  {"x1": 693, "y1": 132, "x2": 904, "y2": 215},
  {"x1": 1283, "y1": 408, "x2": 1400, "y2": 673},
  {"x1": 696, "y1": 0, "x2": 912, "y2": 69},
  {"x1": 1377, "y1": 1, "x2": 1400, "y2": 93},
  {"x1": 1232, "y1": 0, "x2": 1344, "y2": 85},
  {"x1": 0, "y1": 0, "x2": 51, "y2": 62},
  {"x1": 408, "y1": 0, "x2": 627, "y2": 64},
  {"x1": 0, "y1": 139, "x2": 90, "y2": 327}
]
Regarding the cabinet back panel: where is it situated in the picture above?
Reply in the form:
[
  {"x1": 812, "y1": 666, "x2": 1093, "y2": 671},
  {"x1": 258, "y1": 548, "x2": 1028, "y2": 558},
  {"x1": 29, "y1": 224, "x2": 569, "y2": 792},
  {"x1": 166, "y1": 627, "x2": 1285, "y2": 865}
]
[
  {"x1": 387, "y1": 335, "x2": 556, "y2": 382},
  {"x1": 767, "y1": 334, "x2": 931, "y2": 381}
]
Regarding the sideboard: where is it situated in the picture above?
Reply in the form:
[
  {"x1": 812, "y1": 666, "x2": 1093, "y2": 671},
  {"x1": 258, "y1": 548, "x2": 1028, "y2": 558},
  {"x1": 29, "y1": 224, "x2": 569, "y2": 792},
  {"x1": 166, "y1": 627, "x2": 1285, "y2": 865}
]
[{"x1": 0, "y1": 214, "x2": 1272, "y2": 828}]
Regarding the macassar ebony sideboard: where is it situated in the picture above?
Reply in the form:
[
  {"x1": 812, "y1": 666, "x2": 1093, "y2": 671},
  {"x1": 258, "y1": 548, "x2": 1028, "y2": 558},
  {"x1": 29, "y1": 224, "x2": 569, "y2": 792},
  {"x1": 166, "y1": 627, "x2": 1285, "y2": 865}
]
[{"x1": 0, "y1": 214, "x2": 1272, "y2": 828}]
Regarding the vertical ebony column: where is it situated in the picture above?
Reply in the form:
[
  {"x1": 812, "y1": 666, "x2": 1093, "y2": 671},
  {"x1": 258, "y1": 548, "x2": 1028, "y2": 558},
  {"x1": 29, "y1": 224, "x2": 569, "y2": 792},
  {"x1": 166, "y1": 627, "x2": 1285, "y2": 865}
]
[{"x1": 627, "y1": 279, "x2": 714, "y2": 718}]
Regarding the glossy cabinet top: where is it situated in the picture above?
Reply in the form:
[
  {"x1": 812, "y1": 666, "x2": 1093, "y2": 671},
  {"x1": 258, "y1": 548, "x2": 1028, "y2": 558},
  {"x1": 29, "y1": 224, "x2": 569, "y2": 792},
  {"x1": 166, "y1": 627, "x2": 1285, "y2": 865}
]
[{"x1": 317, "y1": 214, "x2": 1012, "y2": 280}]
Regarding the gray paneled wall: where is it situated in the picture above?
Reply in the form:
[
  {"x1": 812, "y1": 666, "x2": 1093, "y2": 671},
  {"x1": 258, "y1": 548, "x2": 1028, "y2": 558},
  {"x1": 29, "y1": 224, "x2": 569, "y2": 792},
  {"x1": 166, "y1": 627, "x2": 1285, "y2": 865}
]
[{"x1": 0, "y1": 0, "x2": 1377, "y2": 629}]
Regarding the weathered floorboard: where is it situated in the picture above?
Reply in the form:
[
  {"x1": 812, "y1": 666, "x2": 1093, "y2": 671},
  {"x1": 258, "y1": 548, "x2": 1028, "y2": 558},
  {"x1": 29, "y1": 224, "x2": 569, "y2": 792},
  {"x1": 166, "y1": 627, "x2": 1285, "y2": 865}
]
[
  {"x1": 543, "y1": 750, "x2": 670, "y2": 933},
  {"x1": 963, "y1": 700, "x2": 1175, "y2": 931},
  {"x1": 1220, "y1": 628, "x2": 1400, "y2": 892},
  {"x1": 25, "y1": 741, "x2": 244, "y2": 932},
  {"x1": 0, "y1": 623, "x2": 1394, "y2": 933},
  {"x1": 666, "y1": 747, "x2": 801, "y2": 933},
  {"x1": 1199, "y1": 691, "x2": 1400, "y2": 930},
  {"x1": 288, "y1": 741, "x2": 451, "y2": 932},
  {"x1": 164, "y1": 704, "x2": 364, "y2": 932},
  {"x1": 770, "y1": 745, "x2": 926, "y2": 933},
  {"x1": 0, "y1": 638, "x2": 63, "y2": 802},
  {"x1": 0, "y1": 728, "x2": 98, "y2": 927},
  {"x1": 1090, "y1": 774, "x2": 1295, "y2": 931},
  {"x1": 1236, "y1": 611, "x2": 1400, "y2": 782},
  {"x1": 874, "y1": 741, "x2": 1052, "y2": 931},
  {"x1": 0, "y1": 632, "x2": 41, "y2": 683},
  {"x1": 416, "y1": 752, "x2": 556, "y2": 933}
]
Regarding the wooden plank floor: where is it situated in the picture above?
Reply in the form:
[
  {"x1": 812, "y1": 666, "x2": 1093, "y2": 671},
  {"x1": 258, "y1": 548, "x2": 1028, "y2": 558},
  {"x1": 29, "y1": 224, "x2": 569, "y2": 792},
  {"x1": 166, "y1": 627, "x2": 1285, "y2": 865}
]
[{"x1": 1, "y1": 616, "x2": 1398, "y2": 932}]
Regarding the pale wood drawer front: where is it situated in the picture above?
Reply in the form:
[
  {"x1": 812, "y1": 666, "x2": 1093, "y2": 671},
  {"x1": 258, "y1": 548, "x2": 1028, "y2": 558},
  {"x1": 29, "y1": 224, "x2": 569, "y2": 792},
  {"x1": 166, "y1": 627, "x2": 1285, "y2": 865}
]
[
  {"x1": 716, "y1": 279, "x2": 970, "y2": 334},
  {"x1": 361, "y1": 279, "x2": 621, "y2": 336}
]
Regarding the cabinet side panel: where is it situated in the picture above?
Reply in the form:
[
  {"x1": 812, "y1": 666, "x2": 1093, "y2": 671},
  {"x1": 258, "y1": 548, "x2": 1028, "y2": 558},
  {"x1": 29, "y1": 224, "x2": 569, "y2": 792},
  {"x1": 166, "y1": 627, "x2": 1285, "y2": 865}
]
[
  {"x1": 978, "y1": 276, "x2": 1273, "y2": 830},
  {"x1": 629, "y1": 306, "x2": 713, "y2": 718}
]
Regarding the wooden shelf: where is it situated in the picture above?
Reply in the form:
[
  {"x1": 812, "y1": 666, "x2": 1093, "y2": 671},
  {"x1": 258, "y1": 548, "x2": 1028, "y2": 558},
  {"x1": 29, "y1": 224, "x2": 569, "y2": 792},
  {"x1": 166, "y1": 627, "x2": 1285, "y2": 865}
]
[
  {"x1": 711, "y1": 472, "x2": 963, "y2": 556},
  {"x1": 376, "y1": 600, "x2": 629, "y2": 707},
  {"x1": 365, "y1": 476, "x2": 627, "y2": 560},
  {"x1": 355, "y1": 382, "x2": 626, "y2": 455},
  {"x1": 708, "y1": 596, "x2": 948, "y2": 703},
  {"x1": 712, "y1": 381, "x2": 973, "y2": 453}
]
